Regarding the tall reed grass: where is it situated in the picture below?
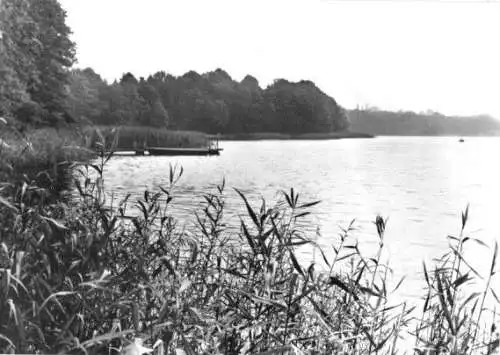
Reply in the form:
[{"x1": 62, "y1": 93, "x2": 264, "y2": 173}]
[
  {"x1": 83, "y1": 126, "x2": 208, "y2": 151},
  {"x1": 0, "y1": 125, "x2": 498, "y2": 354},
  {"x1": 0, "y1": 125, "x2": 95, "y2": 203}
]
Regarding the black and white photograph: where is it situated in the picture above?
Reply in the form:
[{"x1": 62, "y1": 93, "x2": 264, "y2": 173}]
[{"x1": 1, "y1": 0, "x2": 499, "y2": 353}]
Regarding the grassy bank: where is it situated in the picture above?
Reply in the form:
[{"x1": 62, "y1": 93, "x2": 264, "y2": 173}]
[
  {"x1": 0, "y1": 143, "x2": 498, "y2": 354},
  {"x1": 83, "y1": 126, "x2": 209, "y2": 151},
  {"x1": 221, "y1": 131, "x2": 374, "y2": 141}
]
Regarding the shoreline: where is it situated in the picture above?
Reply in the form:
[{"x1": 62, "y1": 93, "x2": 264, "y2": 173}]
[
  {"x1": 219, "y1": 131, "x2": 375, "y2": 141},
  {"x1": 1, "y1": 126, "x2": 498, "y2": 354}
]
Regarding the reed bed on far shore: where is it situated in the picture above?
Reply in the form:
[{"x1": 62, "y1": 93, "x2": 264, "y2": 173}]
[{"x1": 83, "y1": 126, "x2": 208, "y2": 150}]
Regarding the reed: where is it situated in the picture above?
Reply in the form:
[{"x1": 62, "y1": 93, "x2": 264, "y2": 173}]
[
  {"x1": 0, "y1": 125, "x2": 498, "y2": 354},
  {"x1": 82, "y1": 126, "x2": 208, "y2": 150},
  {"x1": 0, "y1": 125, "x2": 95, "y2": 203}
]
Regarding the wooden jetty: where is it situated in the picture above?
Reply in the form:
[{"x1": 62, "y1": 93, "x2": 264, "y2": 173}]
[
  {"x1": 105, "y1": 135, "x2": 222, "y2": 156},
  {"x1": 148, "y1": 135, "x2": 222, "y2": 156}
]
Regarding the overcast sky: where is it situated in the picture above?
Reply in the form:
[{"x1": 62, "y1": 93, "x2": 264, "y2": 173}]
[{"x1": 60, "y1": 0, "x2": 500, "y2": 118}]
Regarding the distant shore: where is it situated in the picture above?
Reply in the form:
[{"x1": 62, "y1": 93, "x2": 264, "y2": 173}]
[
  {"x1": 219, "y1": 131, "x2": 374, "y2": 141},
  {"x1": 364, "y1": 133, "x2": 500, "y2": 137}
]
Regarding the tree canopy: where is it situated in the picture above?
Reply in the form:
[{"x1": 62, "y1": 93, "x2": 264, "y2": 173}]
[
  {"x1": 3, "y1": 0, "x2": 497, "y2": 136},
  {"x1": 0, "y1": 0, "x2": 75, "y2": 126},
  {"x1": 0, "y1": 0, "x2": 349, "y2": 136},
  {"x1": 1, "y1": 0, "x2": 349, "y2": 136},
  {"x1": 64, "y1": 68, "x2": 350, "y2": 134}
]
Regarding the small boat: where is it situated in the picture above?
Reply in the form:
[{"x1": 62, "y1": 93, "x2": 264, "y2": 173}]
[
  {"x1": 148, "y1": 135, "x2": 222, "y2": 156},
  {"x1": 459, "y1": 138, "x2": 465, "y2": 143},
  {"x1": 147, "y1": 147, "x2": 222, "y2": 156}
]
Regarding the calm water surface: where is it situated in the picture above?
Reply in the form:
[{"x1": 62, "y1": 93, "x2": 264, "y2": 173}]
[{"x1": 101, "y1": 137, "x2": 500, "y2": 299}]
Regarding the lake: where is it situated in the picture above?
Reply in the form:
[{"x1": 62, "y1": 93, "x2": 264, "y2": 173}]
[{"x1": 100, "y1": 136, "x2": 500, "y2": 300}]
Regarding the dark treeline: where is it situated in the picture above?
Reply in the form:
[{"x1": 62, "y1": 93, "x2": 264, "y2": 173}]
[
  {"x1": 348, "y1": 108, "x2": 500, "y2": 136},
  {"x1": 65, "y1": 68, "x2": 350, "y2": 134},
  {"x1": 0, "y1": 1, "x2": 349, "y2": 135},
  {"x1": 2, "y1": 0, "x2": 499, "y2": 138}
]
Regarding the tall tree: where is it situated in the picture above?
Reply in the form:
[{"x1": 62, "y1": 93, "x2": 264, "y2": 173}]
[
  {"x1": 119, "y1": 73, "x2": 147, "y2": 125},
  {"x1": 137, "y1": 81, "x2": 170, "y2": 127},
  {"x1": 66, "y1": 68, "x2": 106, "y2": 123},
  {"x1": 26, "y1": 0, "x2": 76, "y2": 125},
  {"x1": 0, "y1": 0, "x2": 35, "y2": 119},
  {"x1": 98, "y1": 83, "x2": 133, "y2": 125},
  {"x1": 0, "y1": 0, "x2": 75, "y2": 125}
]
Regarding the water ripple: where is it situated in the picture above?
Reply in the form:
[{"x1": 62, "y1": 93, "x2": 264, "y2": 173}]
[{"x1": 100, "y1": 137, "x2": 500, "y2": 298}]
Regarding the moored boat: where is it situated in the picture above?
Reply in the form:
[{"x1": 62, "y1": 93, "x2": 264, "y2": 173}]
[{"x1": 147, "y1": 147, "x2": 222, "y2": 156}]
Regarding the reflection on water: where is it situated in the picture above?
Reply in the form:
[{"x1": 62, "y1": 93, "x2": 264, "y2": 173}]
[{"x1": 100, "y1": 137, "x2": 500, "y2": 299}]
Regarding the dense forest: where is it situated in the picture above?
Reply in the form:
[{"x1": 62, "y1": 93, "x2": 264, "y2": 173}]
[
  {"x1": 0, "y1": 0, "x2": 349, "y2": 135},
  {"x1": 2, "y1": 0, "x2": 499, "y2": 137},
  {"x1": 348, "y1": 108, "x2": 500, "y2": 136},
  {"x1": 64, "y1": 69, "x2": 350, "y2": 134}
]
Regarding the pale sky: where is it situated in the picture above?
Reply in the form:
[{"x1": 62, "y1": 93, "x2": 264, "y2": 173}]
[{"x1": 60, "y1": 0, "x2": 500, "y2": 118}]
